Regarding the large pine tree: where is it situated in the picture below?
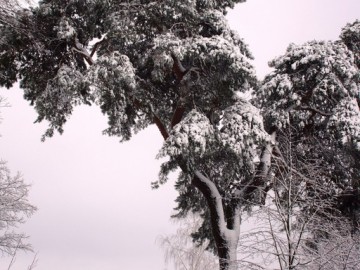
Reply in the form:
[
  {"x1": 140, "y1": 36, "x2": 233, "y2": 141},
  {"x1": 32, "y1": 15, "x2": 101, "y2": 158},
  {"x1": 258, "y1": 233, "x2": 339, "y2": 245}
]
[{"x1": 0, "y1": 1, "x2": 359, "y2": 269}]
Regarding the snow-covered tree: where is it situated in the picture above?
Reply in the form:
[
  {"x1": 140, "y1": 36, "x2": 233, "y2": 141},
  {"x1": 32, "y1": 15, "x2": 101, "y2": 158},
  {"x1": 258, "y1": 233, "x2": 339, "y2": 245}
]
[
  {"x1": 0, "y1": 97, "x2": 36, "y2": 257},
  {"x1": 237, "y1": 127, "x2": 359, "y2": 270},
  {"x1": 0, "y1": 1, "x2": 359, "y2": 269},
  {"x1": 0, "y1": 1, "x2": 265, "y2": 269},
  {"x1": 341, "y1": 20, "x2": 360, "y2": 69},
  {"x1": 158, "y1": 213, "x2": 218, "y2": 270},
  {"x1": 257, "y1": 34, "x2": 360, "y2": 233},
  {"x1": 0, "y1": 161, "x2": 37, "y2": 255}
]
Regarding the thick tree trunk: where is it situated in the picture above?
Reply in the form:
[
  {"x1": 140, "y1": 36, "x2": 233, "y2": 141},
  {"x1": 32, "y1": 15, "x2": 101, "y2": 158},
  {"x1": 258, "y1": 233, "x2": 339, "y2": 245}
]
[
  {"x1": 155, "y1": 123, "x2": 277, "y2": 270},
  {"x1": 193, "y1": 132, "x2": 276, "y2": 269},
  {"x1": 218, "y1": 234, "x2": 239, "y2": 270},
  {"x1": 192, "y1": 171, "x2": 240, "y2": 270},
  {"x1": 154, "y1": 116, "x2": 241, "y2": 269}
]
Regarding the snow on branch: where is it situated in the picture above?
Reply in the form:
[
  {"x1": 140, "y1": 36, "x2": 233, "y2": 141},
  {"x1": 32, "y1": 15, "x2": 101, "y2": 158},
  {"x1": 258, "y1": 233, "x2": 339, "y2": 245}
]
[
  {"x1": 328, "y1": 97, "x2": 360, "y2": 149},
  {"x1": 220, "y1": 99, "x2": 270, "y2": 172},
  {"x1": 157, "y1": 109, "x2": 215, "y2": 160},
  {"x1": 0, "y1": 161, "x2": 36, "y2": 255}
]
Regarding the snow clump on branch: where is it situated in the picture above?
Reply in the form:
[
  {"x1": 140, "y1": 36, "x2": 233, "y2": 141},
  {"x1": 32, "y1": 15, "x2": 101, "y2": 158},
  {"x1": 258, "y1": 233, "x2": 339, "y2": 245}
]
[
  {"x1": 55, "y1": 17, "x2": 76, "y2": 40},
  {"x1": 329, "y1": 97, "x2": 360, "y2": 149},
  {"x1": 158, "y1": 109, "x2": 215, "y2": 159},
  {"x1": 259, "y1": 40, "x2": 359, "y2": 130},
  {"x1": 220, "y1": 99, "x2": 269, "y2": 171},
  {"x1": 86, "y1": 52, "x2": 138, "y2": 140}
]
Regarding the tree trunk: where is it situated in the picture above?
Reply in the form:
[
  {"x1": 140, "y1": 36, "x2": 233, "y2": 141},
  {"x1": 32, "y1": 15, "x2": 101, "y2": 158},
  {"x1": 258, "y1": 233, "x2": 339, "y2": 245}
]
[
  {"x1": 155, "y1": 122, "x2": 241, "y2": 269},
  {"x1": 192, "y1": 171, "x2": 240, "y2": 270},
  {"x1": 218, "y1": 235, "x2": 239, "y2": 270},
  {"x1": 189, "y1": 132, "x2": 277, "y2": 269}
]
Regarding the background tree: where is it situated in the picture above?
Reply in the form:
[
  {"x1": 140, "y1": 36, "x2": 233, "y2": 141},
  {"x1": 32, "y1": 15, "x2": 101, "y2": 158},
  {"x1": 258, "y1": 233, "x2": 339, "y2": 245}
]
[
  {"x1": 306, "y1": 231, "x2": 360, "y2": 269},
  {"x1": 0, "y1": 95, "x2": 37, "y2": 269},
  {"x1": 158, "y1": 212, "x2": 218, "y2": 270},
  {"x1": 237, "y1": 127, "x2": 359, "y2": 270},
  {"x1": 0, "y1": 97, "x2": 36, "y2": 257},
  {"x1": 0, "y1": 161, "x2": 36, "y2": 255},
  {"x1": 256, "y1": 22, "x2": 360, "y2": 233}
]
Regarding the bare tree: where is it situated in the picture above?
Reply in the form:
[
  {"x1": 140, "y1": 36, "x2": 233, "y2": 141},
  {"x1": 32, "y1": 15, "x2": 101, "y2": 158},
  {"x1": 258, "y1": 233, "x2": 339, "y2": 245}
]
[
  {"x1": 158, "y1": 213, "x2": 219, "y2": 270},
  {"x1": 306, "y1": 226, "x2": 360, "y2": 270},
  {"x1": 7, "y1": 244, "x2": 38, "y2": 270},
  {"x1": 237, "y1": 128, "x2": 360, "y2": 270},
  {"x1": 0, "y1": 97, "x2": 37, "y2": 268},
  {"x1": 0, "y1": 161, "x2": 37, "y2": 255}
]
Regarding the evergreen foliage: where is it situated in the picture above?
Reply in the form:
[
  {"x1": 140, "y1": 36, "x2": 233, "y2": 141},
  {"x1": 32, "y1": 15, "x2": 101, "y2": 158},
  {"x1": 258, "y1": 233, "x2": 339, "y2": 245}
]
[{"x1": 257, "y1": 38, "x2": 360, "y2": 233}]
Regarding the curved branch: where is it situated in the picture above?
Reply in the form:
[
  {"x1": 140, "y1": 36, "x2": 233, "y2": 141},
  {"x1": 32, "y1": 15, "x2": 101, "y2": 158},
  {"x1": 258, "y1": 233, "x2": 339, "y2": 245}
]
[
  {"x1": 171, "y1": 52, "x2": 189, "y2": 82},
  {"x1": 132, "y1": 98, "x2": 169, "y2": 140},
  {"x1": 297, "y1": 106, "x2": 333, "y2": 116},
  {"x1": 90, "y1": 38, "x2": 107, "y2": 57},
  {"x1": 192, "y1": 171, "x2": 240, "y2": 270},
  {"x1": 192, "y1": 171, "x2": 227, "y2": 230},
  {"x1": 73, "y1": 38, "x2": 94, "y2": 65}
]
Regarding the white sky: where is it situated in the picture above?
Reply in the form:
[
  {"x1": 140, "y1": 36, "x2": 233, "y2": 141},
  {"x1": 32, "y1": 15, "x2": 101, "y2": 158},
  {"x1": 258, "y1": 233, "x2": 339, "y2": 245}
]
[{"x1": 0, "y1": 1, "x2": 359, "y2": 269}]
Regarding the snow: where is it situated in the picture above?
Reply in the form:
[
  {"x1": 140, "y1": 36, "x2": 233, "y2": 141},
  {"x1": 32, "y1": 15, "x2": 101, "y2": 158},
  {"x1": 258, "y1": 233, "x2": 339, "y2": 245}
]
[
  {"x1": 329, "y1": 97, "x2": 360, "y2": 147},
  {"x1": 55, "y1": 18, "x2": 76, "y2": 40},
  {"x1": 220, "y1": 99, "x2": 269, "y2": 171},
  {"x1": 86, "y1": 52, "x2": 136, "y2": 94},
  {"x1": 39, "y1": 64, "x2": 83, "y2": 113},
  {"x1": 260, "y1": 40, "x2": 359, "y2": 131},
  {"x1": 149, "y1": 31, "x2": 256, "y2": 91},
  {"x1": 194, "y1": 170, "x2": 240, "y2": 269},
  {"x1": 158, "y1": 110, "x2": 215, "y2": 159}
]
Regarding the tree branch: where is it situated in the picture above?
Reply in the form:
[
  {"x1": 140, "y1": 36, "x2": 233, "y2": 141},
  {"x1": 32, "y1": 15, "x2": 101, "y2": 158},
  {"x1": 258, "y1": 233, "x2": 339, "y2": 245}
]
[
  {"x1": 153, "y1": 113, "x2": 169, "y2": 140},
  {"x1": 192, "y1": 171, "x2": 227, "y2": 231},
  {"x1": 90, "y1": 38, "x2": 107, "y2": 57},
  {"x1": 191, "y1": 171, "x2": 240, "y2": 270},
  {"x1": 237, "y1": 131, "x2": 277, "y2": 203},
  {"x1": 132, "y1": 97, "x2": 169, "y2": 140},
  {"x1": 170, "y1": 104, "x2": 186, "y2": 128},
  {"x1": 297, "y1": 106, "x2": 333, "y2": 116},
  {"x1": 73, "y1": 38, "x2": 94, "y2": 66},
  {"x1": 171, "y1": 52, "x2": 189, "y2": 82}
]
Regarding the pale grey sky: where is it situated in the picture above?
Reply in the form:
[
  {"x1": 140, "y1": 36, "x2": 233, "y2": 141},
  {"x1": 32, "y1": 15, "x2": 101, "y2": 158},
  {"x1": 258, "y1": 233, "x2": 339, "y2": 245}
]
[
  {"x1": 0, "y1": 1, "x2": 359, "y2": 270},
  {"x1": 228, "y1": 0, "x2": 360, "y2": 79}
]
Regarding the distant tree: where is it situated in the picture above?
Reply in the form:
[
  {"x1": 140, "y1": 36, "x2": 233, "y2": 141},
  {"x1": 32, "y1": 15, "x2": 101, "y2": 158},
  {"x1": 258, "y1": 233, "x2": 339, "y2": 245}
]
[
  {"x1": 0, "y1": 1, "x2": 358, "y2": 269},
  {"x1": 158, "y1": 213, "x2": 218, "y2": 270},
  {"x1": 0, "y1": 96, "x2": 37, "y2": 261},
  {"x1": 0, "y1": 160, "x2": 37, "y2": 255},
  {"x1": 7, "y1": 248, "x2": 38, "y2": 270},
  {"x1": 307, "y1": 232, "x2": 360, "y2": 270}
]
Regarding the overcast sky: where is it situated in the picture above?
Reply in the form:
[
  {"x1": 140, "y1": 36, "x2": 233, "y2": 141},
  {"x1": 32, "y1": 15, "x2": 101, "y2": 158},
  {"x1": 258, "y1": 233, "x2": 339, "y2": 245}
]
[{"x1": 0, "y1": 1, "x2": 359, "y2": 269}]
